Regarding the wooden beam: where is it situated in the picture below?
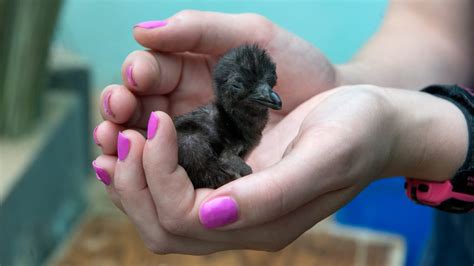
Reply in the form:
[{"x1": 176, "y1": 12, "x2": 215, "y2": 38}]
[{"x1": 0, "y1": 0, "x2": 62, "y2": 137}]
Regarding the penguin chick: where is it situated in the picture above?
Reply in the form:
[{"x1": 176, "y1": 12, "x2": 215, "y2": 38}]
[{"x1": 173, "y1": 44, "x2": 282, "y2": 188}]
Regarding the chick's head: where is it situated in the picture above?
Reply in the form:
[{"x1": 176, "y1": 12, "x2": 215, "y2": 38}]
[{"x1": 213, "y1": 44, "x2": 282, "y2": 111}]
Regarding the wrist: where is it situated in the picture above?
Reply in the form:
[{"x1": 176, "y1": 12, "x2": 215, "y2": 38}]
[{"x1": 383, "y1": 88, "x2": 468, "y2": 181}]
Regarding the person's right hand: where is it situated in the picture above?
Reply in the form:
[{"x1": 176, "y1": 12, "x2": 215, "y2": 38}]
[
  {"x1": 94, "y1": 10, "x2": 338, "y2": 156},
  {"x1": 93, "y1": 84, "x2": 468, "y2": 255}
]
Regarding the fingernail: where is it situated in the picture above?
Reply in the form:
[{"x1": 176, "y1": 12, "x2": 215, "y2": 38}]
[
  {"x1": 117, "y1": 132, "x2": 131, "y2": 161},
  {"x1": 147, "y1": 112, "x2": 160, "y2": 139},
  {"x1": 199, "y1": 197, "x2": 239, "y2": 229},
  {"x1": 134, "y1": 20, "x2": 167, "y2": 29},
  {"x1": 92, "y1": 161, "x2": 111, "y2": 185},
  {"x1": 103, "y1": 90, "x2": 115, "y2": 118},
  {"x1": 126, "y1": 65, "x2": 137, "y2": 87},
  {"x1": 93, "y1": 126, "x2": 101, "y2": 146}
]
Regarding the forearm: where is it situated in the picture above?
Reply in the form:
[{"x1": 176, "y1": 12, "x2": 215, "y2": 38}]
[
  {"x1": 336, "y1": 0, "x2": 473, "y2": 89},
  {"x1": 381, "y1": 88, "x2": 468, "y2": 181}
]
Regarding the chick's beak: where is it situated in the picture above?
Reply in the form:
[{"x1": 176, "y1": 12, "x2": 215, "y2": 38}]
[{"x1": 249, "y1": 83, "x2": 282, "y2": 110}]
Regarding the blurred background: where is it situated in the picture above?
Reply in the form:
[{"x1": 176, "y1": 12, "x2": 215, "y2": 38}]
[{"x1": 0, "y1": 0, "x2": 436, "y2": 265}]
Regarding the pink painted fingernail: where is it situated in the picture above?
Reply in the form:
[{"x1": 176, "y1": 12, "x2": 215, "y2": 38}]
[
  {"x1": 199, "y1": 197, "x2": 239, "y2": 229},
  {"x1": 92, "y1": 161, "x2": 111, "y2": 185},
  {"x1": 134, "y1": 20, "x2": 167, "y2": 29},
  {"x1": 126, "y1": 65, "x2": 137, "y2": 87},
  {"x1": 103, "y1": 90, "x2": 115, "y2": 118},
  {"x1": 147, "y1": 112, "x2": 160, "y2": 139},
  {"x1": 117, "y1": 132, "x2": 131, "y2": 161},
  {"x1": 93, "y1": 126, "x2": 101, "y2": 146}
]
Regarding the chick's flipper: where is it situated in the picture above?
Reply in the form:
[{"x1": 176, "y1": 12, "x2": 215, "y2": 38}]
[
  {"x1": 202, "y1": 163, "x2": 240, "y2": 189},
  {"x1": 219, "y1": 151, "x2": 253, "y2": 177}
]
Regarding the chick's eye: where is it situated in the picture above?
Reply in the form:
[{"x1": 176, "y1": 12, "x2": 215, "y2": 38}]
[
  {"x1": 267, "y1": 78, "x2": 276, "y2": 86},
  {"x1": 231, "y1": 83, "x2": 241, "y2": 90}
]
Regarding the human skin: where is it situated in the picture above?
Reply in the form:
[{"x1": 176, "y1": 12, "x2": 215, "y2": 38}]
[
  {"x1": 92, "y1": 0, "x2": 472, "y2": 254},
  {"x1": 338, "y1": 0, "x2": 472, "y2": 88},
  {"x1": 94, "y1": 85, "x2": 467, "y2": 254}
]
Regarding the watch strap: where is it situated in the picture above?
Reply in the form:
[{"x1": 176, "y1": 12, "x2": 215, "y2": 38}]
[{"x1": 421, "y1": 84, "x2": 474, "y2": 195}]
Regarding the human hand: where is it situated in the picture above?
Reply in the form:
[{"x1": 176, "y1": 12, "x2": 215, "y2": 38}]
[
  {"x1": 94, "y1": 10, "x2": 337, "y2": 156},
  {"x1": 92, "y1": 85, "x2": 467, "y2": 254}
]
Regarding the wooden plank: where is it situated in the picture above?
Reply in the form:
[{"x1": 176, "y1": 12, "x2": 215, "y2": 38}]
[
  {"x1": 0, "y1": 0, "x2": 62, "y2": 137},
  {"x1": 49, "y1": 214, "x2": 399, "y2": 266}
]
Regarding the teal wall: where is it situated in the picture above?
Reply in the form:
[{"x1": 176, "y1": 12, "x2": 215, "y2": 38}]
[{"x1": 55, "y1": 0, "x2": 387, "y2": 90}]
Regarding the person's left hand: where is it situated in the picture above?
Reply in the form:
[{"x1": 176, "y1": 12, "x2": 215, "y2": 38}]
[
  {"x1": 94, "y1": 11, "x2": 338, "y2": 157},
  {"x1": 93, "y1": 84, "x2": 467, "y2": 254}
]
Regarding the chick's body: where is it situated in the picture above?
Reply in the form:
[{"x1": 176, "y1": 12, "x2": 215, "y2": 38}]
[{"x1": 174, "y1": 44, "x2": 281, "y2": 188}]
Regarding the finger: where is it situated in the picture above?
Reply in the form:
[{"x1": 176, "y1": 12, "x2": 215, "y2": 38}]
[
  {"x1": 114, "y1": 129, "x2": 240, "y2": 254},
  {"x1": 133, "y1": 11, "x2": 275, "y2": 55},
  {"x1": 100, "y1": 84, "x2": 138, "y2": 124},
  {"x1": 93, "y1": 121, "x2": 146, "y2": 155},
  {"x1": 93, "y1": 121, "x2": 124, "y2": 155},
  {"x1": 142, "y1": 111, "x2": 197, "y2": 219},
  {"x1": 99, "y1": 83, "x2": 171, "y2": 128},
  {"x1": 92, "y1": 155, "x2": 123, "y2": 212},
  {"x1": 121, "y1": 50, "x2": 183, "y2": 95},
  {"x1": 113, "y1": 129, "x2": 166, "y2": 247},
  {"x1": 121, "y1": 49, "x2": 214, "y2": 114},
  {"x1": 114, "y1": 130, "x2": 147, "y2": 191}
]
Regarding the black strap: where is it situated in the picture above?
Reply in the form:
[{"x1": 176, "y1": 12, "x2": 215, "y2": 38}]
[{"x1": 421, "y1": 84, "x2": 474, "y2": 195}]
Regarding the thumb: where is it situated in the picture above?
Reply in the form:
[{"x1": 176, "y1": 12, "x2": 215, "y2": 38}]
[
  {"x1": 133, "y1": 10, "x2": 275, "y2": 55},
  {"x1": 199, "y1": 131, "x2": 354, "y2": 230}
]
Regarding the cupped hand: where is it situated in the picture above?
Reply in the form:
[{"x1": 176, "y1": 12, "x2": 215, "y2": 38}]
[
  {"x1": 94, "y1": 10, "x2": 337, "y2": 156},
  {"x1": 93, "y1": 85, "x2": 407, "y2": 254}
]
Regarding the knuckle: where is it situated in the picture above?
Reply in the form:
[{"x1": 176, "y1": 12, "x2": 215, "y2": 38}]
[
  {"x1": 127, "y1": 49, "x2": 145, "y2": 59},
  {"x1": 122, "y1": 129, "x2": 144, "y2": 143},
  {"x1": 161, "y1": 218, "x2": 188, "y2": 235},
  {"x1": 240, "y1": 13, "x2": 275, "y2": 42},
  {"x1": 150, "y1": 245, "x2": 171, "y2": 255},
  {"x1": 143, "y1": 239, "x2": 171, "y2": 255},
  {"x1": 176, "y1": 9, "x2": 199, "y2": 19},
  {"x1": 244, "y1": 13, "x2": 271, "y2": 28},
  {"x1": 263, "y1": 240, "x2": 290, "y2": 252}
]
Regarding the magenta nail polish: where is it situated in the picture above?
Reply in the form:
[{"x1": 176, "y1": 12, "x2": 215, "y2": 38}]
[
  {"x1": 199, "y1": 197, "x2": 239, "y2": 229},
  {"x1": 103, "y1": 90, "x2": 115, "y2": 118},
  {"x1": 92, "y1": 161, "x2": 111, "y2": 185},
  {"x1": 147, "y1": 112, "x2": 159, "y2": 139},
  {"x1": 117, "y1": 132, "x2": 131, "y2": 161},
  {"x1": 93, "y1": 126, "x2": 100, "y2": 146},
  {"x1": 126, "y1": 65, "x2": 137, "y2": 87},
  {"x1": 134, "y1": 20, "x2": 167, "y2": 29}
]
